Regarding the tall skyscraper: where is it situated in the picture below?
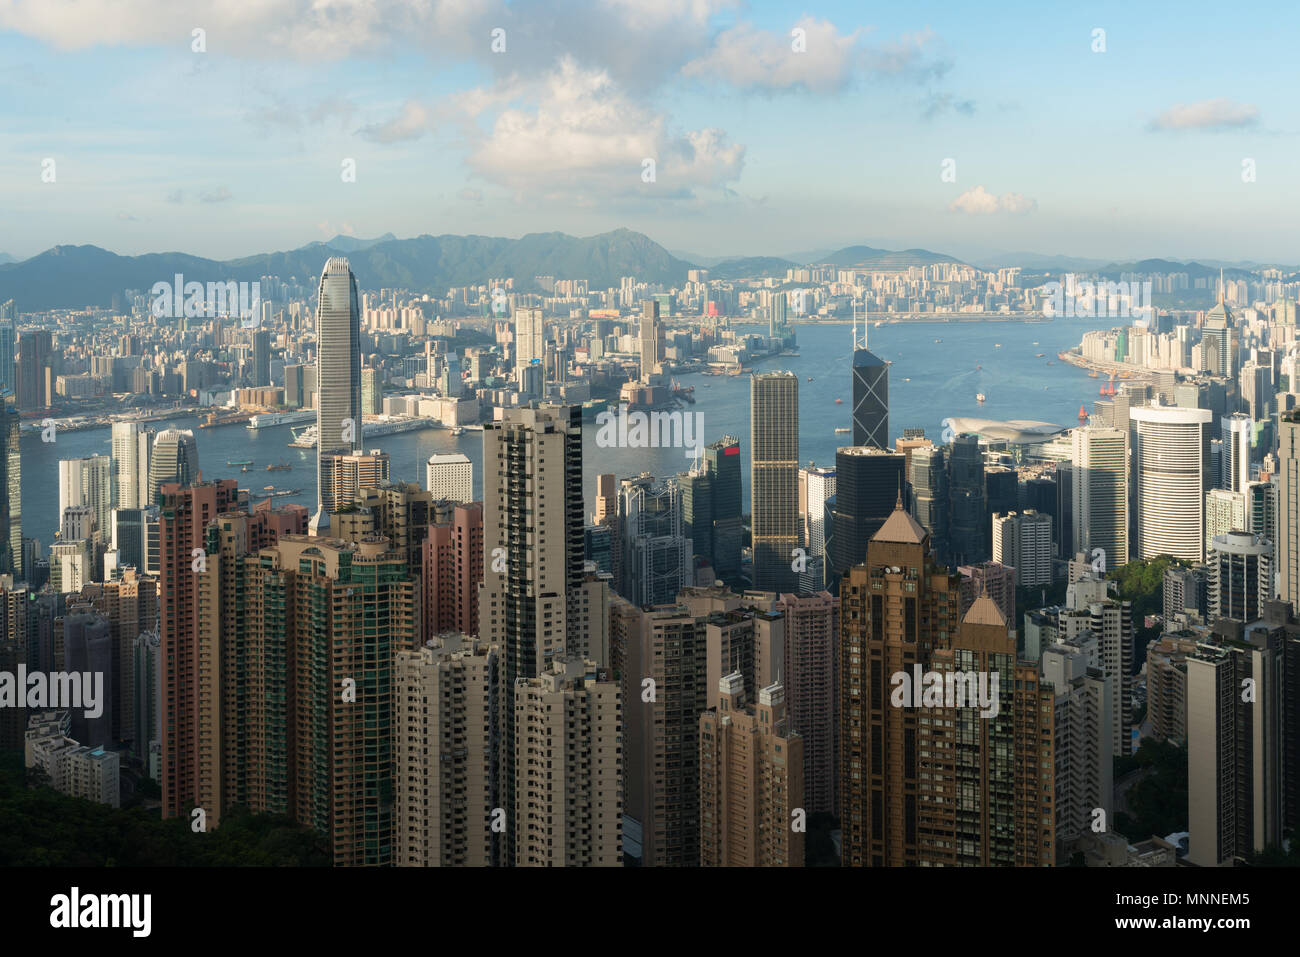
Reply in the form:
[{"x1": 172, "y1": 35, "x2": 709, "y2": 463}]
[
  {"x1": 1070, "y1": 426, "x2": 1129, "y2": 570},
  {"x1": 909, "y1": 444, "x2": 949, "y2": 564},
  {"x1": 830, "y1": 447, "x2": 905, "y2": 578},
  {"x1": 992, "y1": 509, "x2": 1053, "y2": 587},
  {"x1": 613, "y1": 476, "x2": 692, "y2": 605},
  {"x1": 800, "y1": 464, "x2": 836, "y2": 589},
  {"x1": 776, "y1": 590, "x2": 839, "y2": 817},
  {"x1": 1209, "y1": 531, "x2": 1273, "y2": 623},
  {"x1": 313, "y1": 257, "x2": 363, "y2": 533},
  {"x1": 514, "y1": 307, "x2": 545, "y2": 375},
  {"x1": 58, "y1": 454, "x2": 112, "y2": 540},
  {"x1": 751, "y1": 372, "x2": 799, "y2": 592},
  {"x1": 423, "y1": 502, "x2": 484, "y2": 639},
  {"x1": 839, "y1": 501, "x2": 961, "y2": 866},
  {"x1": 704, "y1": 435, "x2": 742, "y2": 579},
  {"x1": 1221, "y1": 413, "x2": 1253, "y2": 492},
  {"x1": 0, "y1": 391, "x2": 19, "y2": 580},
  {"x1": 0, "y1": 321, "x2": 14, "y2": 393},
  {"x1": 1042, "y1": 640, "x2": 1113, "y2": 857},
  {"x1": 147, "y1": 429, "x2": 199, "y2": 504},
  {"x1": 111, "y1": 421, "x2": 151, "y2": 510},
  {"x1": 1280, "y1": 410, "x2": 1300, "y2": 607},
  {"x1": 850, "y1": 318, "x2": 888, "y2": 449},
  {"x1": 479, "y1": 404, "x2": 591, "y2": 864},
  {"x1": 698, "y1": 674, "x2": 804, "y2": 866},
  {"x1": 1130, "y1": 404, "x2": 1213, "y2": 562},
  {"x1": 947, "y1": 433, "x2": 988, "y2": 565},
  {"x1": 639, "y1": 299, "x2": 659, "y2": 383},
  {"x1": 251, "y1": 328, "x2": 271, "y2": 387}
]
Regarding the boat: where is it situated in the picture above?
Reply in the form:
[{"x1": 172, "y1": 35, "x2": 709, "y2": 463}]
[
  {"x1": 1033, "y1": 341, "x2": 1040, "y2": 345},
  {"x1": 934, "y1": 338, "x2": 942, "y2": 343},
  {"x1": 246, "y1": 409, "x2": 315, "y2": 429},
  {"x1": 904, "y1": 377, "x2": 911, "y2": 382},
  {"x1": 834, "y1": 428, "x2": 851, "y2": 433},
  {"x1": 1035, "y1": 353, "x2": 1045, "y2": 357},
  {"x1": 227, "y1": 459, "x2": 253, "y2": 466},
  {"x1": 834, "y1": 398, "x2": 843, "y2": 405},
  {"x1": 241, "y1": 466, "x2": 252, "y2": 473},
  {"x1": 450, "y1": 427, "x2": 466, "y2": 437},
  {"x1": 994, "y1": 343, "x2": 1002, "y2": 348},
  {"x1": 807, "y1": 377, "x2": 813, "y2": 382},
  {"x1": 263, "y1": 485, "x2": 275, "y2": 491},
  {"x1": 266, "y1": 463, "x2": 292, "y2": 471},
  {"x1": 976, "y1": 393, "x2": 986, "y2": 403},
  {"x1": 1088, "y1": 371, "x2": 1099, "y2": 378}
]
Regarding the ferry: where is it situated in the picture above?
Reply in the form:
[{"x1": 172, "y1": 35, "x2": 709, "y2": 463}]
[
  {"x1": 267, "y1": 463, "x2": 292, "y2": 471},
  {"x1": 1088, "y1": 371, "x2": 1099, "y2": 378},
  {"x1": 450, "y1": 427, "x2": 466, "y2": 437},
  {"x1": 247, "y1": 409, "x2": 315, "y2": 430},
  {"x1": 227, "y1": 459, "x2": 253, "y2": 466},
  {"x1": 834, "y1": 398, "x2": 843, "y2": 405},
  {"x1": 976, "y1": 393, "x2": 987, "y2": 403},
  {"x1": 1035, "y1": 353, "x2": 1045, "y2": 357},
  {"x1": 834, "y1": 428, "x2": 851, "y2": 433},
  {"x1": 263, "y1": 485, "x2": 275, "y2": 491}
]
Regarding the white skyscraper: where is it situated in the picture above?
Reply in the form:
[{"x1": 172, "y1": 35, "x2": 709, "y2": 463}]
[
  {"x1": 58, "y1": 455, "x2": 112, "y2": 539},
  {"x1": 1130, "y1": 404, "x2": 1212, "y2": 562},
  {"x1": 1071, "y1": 426, "x2": 1128, "y2": 569},
  {"x1": 111, "y1": 421, "x2": 151, "y2": 509},
  {"x1": 312, "y1": 257, "x2": 362, "y2": 533},
  {"x1": 1220, "y1": 413, "x2": 1252, "y2": 492},
  {"x1": 514, "y1": 307, "x2": 545, "y2": 375},
  {"x1": 426, "y1": 452, "x2": 473, "y2": 503},
  {"x1": 992, "y1": 509, "x2": 1053, "y2": 587}
]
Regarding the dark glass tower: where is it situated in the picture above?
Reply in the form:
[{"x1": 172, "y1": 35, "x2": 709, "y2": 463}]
[
  {"x1": 910, "y1": 445, "x2": 949, "y2": 564},
  {"x1": 0, "y1": 391, "x2": 19, "y2": 579},
  {"x1": 704, "y1": 435, "x2": 742, "y2": 578},
  {"x1": 830, "y1": 446, "x2": 907, "y2": 576},
  {"x1": 852, "y1": 319, "x2": 889, "y2": 449},
  {"x1": 948, "y1": 433, "x2": 989, "y2": 565}
]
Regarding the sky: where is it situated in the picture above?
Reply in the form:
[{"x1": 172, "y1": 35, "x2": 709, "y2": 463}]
[{"x1": 1, "y1": 0, "x2": 1297, "y2": 265}]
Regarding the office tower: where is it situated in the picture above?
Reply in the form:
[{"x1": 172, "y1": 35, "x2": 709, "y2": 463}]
[
  {"x1": 638, "y1": 299, "x2": 659, "y2": 382},
  {"x1": 910, "y1": 445, "x2": 949, "y2": 564},
  {"x1": 776, "y1": 591, "x2": 839, "y2": 817},
  {"x1": 585, "y1": 523, "x2": 612, "y2": 575},
  {"x1": 985, "y1": 466, "x2": 1018, "y2": 518},
  {"x1": 313, "y1": 257, "x2": 363, "y2": 533},
  {"x1": 613, "y1": 477, "x2": 692, "y2": 605},
  {"x1": 1131, "y1": 405, "x2": 1213, "y2": 562},
  {"x1": 283, "y1": 363, "x2": 305, "y2": 408},
  {"x1": 133, "y1": 630, "x2": 162, "y2": 777},
  {"x1": 699, "y1": 674, "x2": 803, "y2": 866},
  {"x1": 394, "y1": 635, "x2": 498, "y2": 867},
  {"x1": 1054, "y1": 461, "x2": 1074, "y2": 562},
  {"x1": 514, "y1": 307, "x2": 545, "y2": 376},
  {"x1": 251, "y1": 328, "x2": 270, "y2": 387},
  {"x1": 360, "y1": 366, "x2": 381, "y2": 414},
  {"x1": 1248, "y1": 480, "x2": 1278, "y2": 547},
  {"x1": 1071, "y1": 426, "x2": 1128, "y2": 570},
  {"x1": 839, "y1": 501, "x2": 961, "y2": 866},
  {"x1": 769, "y1": 291, "x2": 787, "y2": 337},
  {"x1": 916, "y1": 596, "x2": 1056, "y2": 866},
  {"x1": 73, "y1": 571, "x2": 159, "y2": 745},
  {"x1": 1164, "y1": 564, "x2": 1208, "y2": 623},
  {"x1": 317, "y1": 449, "x2": 389, "y2": 517},
  {"x1": 1041, "y1": 641, "x2": 1113, "y2": 856},
  {"x1": 159, "y1": 479, "x2": 241, "y2": 820},
  {"x1": 1221, "y1": 413, "x2": 1253, "y2": 491},
  {"x1": 1201, "y1": 291, "x2": 1233, "y2": 377},
  {"x1": 1209, "y1": 531, "x2": 1273, "y2": 622},
  {"x1": 0, "y1": 392, "x2": 19, "y2": 579},
  {"x1": 58, "y1": 455, "x2": 112, "y2": 540},
  {"x1": 894, "y1": 431, "x2": 931, "y2": 477},
  {"x1": 679, "y1": 470, "x2": 714, "y2": 567},
  {"x1": 851, "y1": 321, "x2": 888, "y2": 449},
  {"x1": 992, "y1": 510, "x2": 1052, "y2": 587},
  {"x1": 15, "y1": 330, "x2": 51, "y2": 410},
  {"x1": 111, "y1": 422, "x2": 151, "y2": 510},
  {"x1": 60, "y1": 609, "x2": 114, "y2": 749},
  {"x1": 1089, "y1": 598, "x2": 1134, "y2": 757},
  {"x1": 800, "y1": 465, "x2": 836, "y2": 589},
  {"x1": 425, "y1": 452, "x2": 473, "y2": 502},
  {"x1": 1280, "y1": 411, "x2": 1300, "y2": 607},
  {"x1": 1187, "y1": 626, "x2": 1283, "y2": 867},
  {"x1": 957, "y1": 561, "x2": 1016, "y2": 626},
  {"x1": 704, "y1": 436, "x2": 743, "y2": 578},
  {"x1": 830, "y1": 447, "x2": 906, "y2": 577},
  {"x1": 618, "y1": 603, "x2": 710, "y2": 866},
  {"x1": 479, "y1": 404, "x2": 587, "y2": 864},
  {"x1": 0, "y1": 320, "x2": 13, "y2": 393},
  {"x1": 423, "y1": 502, "x2": 484, "y2": 639},
  {"x1": 948, "y1": 433, "x2": 988, "y2": 565},
  {"x1": 514, "y1": 658, "x2": 621, "y2": 866},
  {"x1": 147, "y1": 429, "x2": 199, "y2": 504},
  {"x1": 751, "y1": 373, "x2": 799, "y2": 592},
  {"x1": 1205, "y1": 488, "x2": 1247, "y2": 554},
  {"x1": 594, "y1": 472, "x2": 617, "y2": 525}
]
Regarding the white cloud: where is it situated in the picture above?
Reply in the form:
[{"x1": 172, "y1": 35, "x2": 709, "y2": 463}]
[
  {"x1": 682, "y1": 18, "x2": 863, "y2": 92},
  {"x1": 1149, "y1": 98, "x2": 1259, "y2": 131},
  {"x1": 949, "y1": 186, "x2": 1036, "y2": 215},
  {"x1": 465, "y1": 59, "x2": 743, "y2": 200},
  {"x1": 359, "y1": 101, "x2": 437, "y2": 143}
]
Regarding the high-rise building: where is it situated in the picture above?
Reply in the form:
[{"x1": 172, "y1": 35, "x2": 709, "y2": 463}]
[
  {"x1": 679, "y1": 470, "x2": 714, "y2": 566},
  {"x1": 1088, "y1": 598, "x2": 1135, "y2": 757},
  {"x1": 111, "y1": 421, "x2": 151, "y2": 510},
  {"x1": 751, "y1": 373, "x2": 799, "y2": 592},
  {"x1": 58, "y1": 455, "x2": 112, "y2": 541},
  {"x1": 313, "y1": 258, "x2": 363, "y2": 533},
  {"x1": 251, "y1": 328, "x2": 271, "y2": 387},
  {"x1": 1221, "y1": 413, "x2": 1253, "y2": 492},
  {"x1": 479, "y1": 404, "x2": 591, "y2": 863},
  {"x1": 0, "y1": 391, "x2": 19, "y2": 579},
  {"x1": 851, "y1": 322, "x2": 889, "y2": 449},
  {"x1": 1071, "y1": 426, "x2": 1128, "y2": 570},
  {"x1": 699, "y1": 674, "x2": 804, "y2": 866},
  {"x1": 514, "y1": 306, "x2": 545, "y2": 377},
  {"x1": 1209, "y1": 531, "x2": 1273, "y2": 622},
  {"x1": 0, "y1": 320, "x2": 14, "y2": 393},
  {"x1": 991, "y1": 509, "x2": 1053, "y2": 587},
  {"x1": 1205, "y1": 488, "x2": 1247, "y2": 555},
  {"x1": 638, "y1": 299, "x2": 659, "y2": 383},
  {"x1": 1278, "y1": 410, "x2": 1300, "y2": 607},
  {"x1": 594, "y1": 472, "x2": 617, "y2": 526},
  {"x1": 1041, "y1": 640, "x2": 1112, "y2": 857},
  {"x1": 425, "y1": 452, "x2": 473, "y2": 503},
  {"x1": 613, "y1": 476, "x2": 692, "y2": 605},
  {"x1": 394, "y1": 635, "x2": 498, "y2": 866},
  {"x1": 909, "y1": 445, "x2": 949, "y2": 564},
  {"x1": 1187, "y1": 626, "x2": 1283, "y2": 867},
  {"x1": 147, "y1": 429, "x2": 199, "y2": 504},
  {"x1": 948, "y1": 433, "x2": 988, "y2": 565},
  {"x1": 513, "y1": 658, "x2": 622, "y2": 866},
  {"x1": 957, "y1": 561, "x2": 1016, "y2": 626},
  {"x1": 1130, "y1": 404, "x2": 1213, "y2": 562},
  {"x1": 317, "y1": 449, "x2": 389, "y2": 517},
  {"x1": 1247, "y1": 479, "x2": 1278, "y2": 548},
  {"x1": 839, "y1": 501, "x2": 961, "y2": 866},
  {"x1": 360, "y1": 365, "x2": 381, "y2": 414},
  {"x1": 423, "y1": 502, "x2": 484, "y2": 639},
  {"x1": 799, "y1": 464, "x2": 836, "y2": 590},
  {"x1": 704, "y1": 436, "x2": 742, "y2": 579},
  {"x1": 777, "y1": 591, "x2": 839, "y2": 817},
  {"x1": 830, "y1": 447, "x2": 905, "y2": 577}
]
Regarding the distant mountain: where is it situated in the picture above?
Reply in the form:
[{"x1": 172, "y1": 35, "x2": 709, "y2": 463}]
[
  {"x1": 973, "y1": 251, "x2": 1112, "y2": 272},
  {"x1": 0, "y1": 228, "x2": 694, "y2": 311},
  {"x1": 1096, "y1": 259, "x2": 1253, "y2": 281},
  {"x1": 298, "y1": 233, "x2": 397, "y2": 253},
  {"x1": 818, "y1": 245, "x2": 964, "y2": 268},
  {"x1": 0, "y1": 253, "x2": 15, "y2": 265},
  {"x1": 705, "y1": 257, "x2": 797, "y2": 280}
]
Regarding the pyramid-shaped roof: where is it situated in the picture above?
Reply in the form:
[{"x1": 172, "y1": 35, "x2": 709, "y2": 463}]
[
  {"x1": 871, "y1": 501, "x2": 927, "y2": 545},
  {"x1": 962, "y1": 593, "x2": 1007, "y2": 628}
]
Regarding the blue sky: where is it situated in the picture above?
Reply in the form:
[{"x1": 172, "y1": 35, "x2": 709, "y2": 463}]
[{"x1": 1, "y1": 0, "x2": 1296, "y2": 264}]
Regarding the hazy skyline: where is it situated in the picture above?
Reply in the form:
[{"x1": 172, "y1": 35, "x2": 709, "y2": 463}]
[{"x1": 2, "y1": 0, "x2": 1297, "y2": 264}]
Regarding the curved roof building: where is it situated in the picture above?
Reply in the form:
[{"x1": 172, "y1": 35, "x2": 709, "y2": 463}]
[{"x1": 942, "y1": 417, "x2": 1067, "y2": 445}]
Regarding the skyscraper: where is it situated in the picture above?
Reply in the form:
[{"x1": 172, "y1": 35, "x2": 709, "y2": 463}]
[
  {"x1": 704, "y1": 435, "x2": 742, "y2": 578},
  {"x1": 313, "y1": 257, "x2": 362, "y2": 533},
  {"x1": 909, "y1": 445, "x2": 949, "y2": 563},
  {"x1": 776, "y1": 590, "x2": 839, "y2": 817},
  {"x1": 479, "y1": 404, "x2": 591, "y2": 864},
  {"x1": 1221, "y1": 413, "x2": 1253, "y2": 492},
  {"x1": 992, "y1": 509, "x2": 1053, "y2": 587},
  {"x1": 58, "y1": 455, "x2": 112, "y2": 540},
  {"x1": 851, "y1": 319, "x2": 888, "y2": 449},
  {"x1": 0, "y1": 321, "x2": 14, "y2": 393},
  {"x1": 147, "y1": 429, "x2": 199, "y2": 504},
  {"x1": 947, "y1": 433, "x2": 988, "y2": 565},
  {"x1": 751, "y1": 372, "x2": 799, "y2": 592},
  {"x1": 1209, "y1": 531, "x2": 1273, "y2": 623},
  {"x1": 1130, "y1": 404, "x2": 1213, "y2": 562},
  {"x1": 830, "y1": 447, "x2": 905, "y2": 577},
  {"x1": 425, "y1": 452, "x2": 473, "y2": 503},
  {"x1": 613, "y1": 476, "x2": 692, "y2": 605},
  {"x1": 514, "y1": 307, "x2": 545, "y2": 376},
  {"x1": 251, "y1": 328, "x2": 271, "y2": 387},
  {"x1": 639, "y1": 299, "x2": 659, "y2": 383},
  {"x1": 0, "y1": 391, "x2": 19, "y2": 580},
  {"x1": 111, "y1": 421, "x2": 151, "y2": 510},
  {"x1": 1279, "y1": 410, "x2": 1300, "y2": 607}
]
